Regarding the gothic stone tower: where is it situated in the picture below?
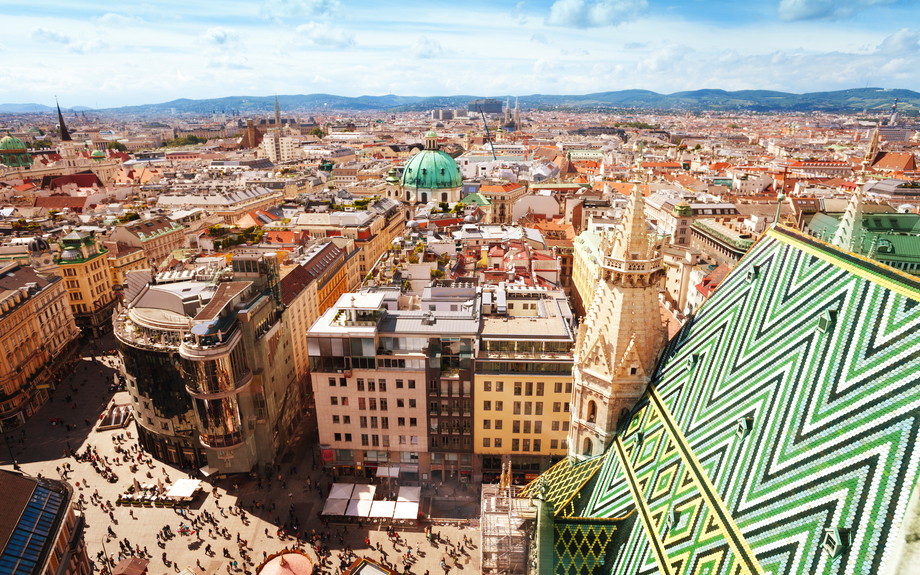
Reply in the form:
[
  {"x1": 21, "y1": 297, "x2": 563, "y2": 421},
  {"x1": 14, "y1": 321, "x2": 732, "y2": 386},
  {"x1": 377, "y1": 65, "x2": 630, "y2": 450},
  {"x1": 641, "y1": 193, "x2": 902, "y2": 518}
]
[{"x1": 568, "y1": 183, "x2": 667, "y2": 460}]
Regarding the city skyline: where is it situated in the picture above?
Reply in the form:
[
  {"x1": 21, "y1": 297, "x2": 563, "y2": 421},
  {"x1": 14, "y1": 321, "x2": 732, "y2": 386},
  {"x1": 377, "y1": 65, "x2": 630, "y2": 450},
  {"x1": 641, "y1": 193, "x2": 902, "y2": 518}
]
[{"x1": 3, "y1": 0, "x2": 920, "y2": 108}]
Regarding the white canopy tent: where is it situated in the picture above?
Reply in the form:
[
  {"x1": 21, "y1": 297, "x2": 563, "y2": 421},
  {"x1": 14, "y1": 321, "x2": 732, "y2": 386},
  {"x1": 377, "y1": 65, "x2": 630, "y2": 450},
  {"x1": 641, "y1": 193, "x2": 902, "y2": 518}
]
[
  {"x1": 376, "y1": 466, "x2": 400, "y2": 478},
  {"x1": 346, "y1": 499, "x2": 373, "y2": 517},
  {"x1": 393, "y1": 501, "x2": 419, "y2": 520},
  {"x1": 164, "y1": 479, "x2": 201, "y2": 499},
  {"x1": 369, "y1": 501, "x2": 396, "y2": 519},
  {"x1": 328, "y1": 483, "x2": 354, "y2": 500},
  {"x1": 351, "y1": 485, "x2": 377, "y2": 500},
  {"x1": 322, "y1": 498, "x2": 349, "y2": 516},
  {"x1": 397, "y1": 486, "x2": 421, "y2": 502}
]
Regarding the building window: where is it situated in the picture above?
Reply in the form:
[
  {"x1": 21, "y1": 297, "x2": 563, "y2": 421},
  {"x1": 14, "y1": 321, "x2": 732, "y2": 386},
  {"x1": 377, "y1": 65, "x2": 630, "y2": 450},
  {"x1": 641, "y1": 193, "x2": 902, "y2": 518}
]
[
  {"x1": 523, "y1": 439, "x2": 530, "y2": 452},
  {"x1": 371, "y1": 417, "x2": 378, "y2": 429},
  {"x1": 396, "y1": 379, "x2": 404, "y2": 389},
  {"x1": 408, "y1": 380, "x2": 416, "y2": 389},
  {"x1": 409, "y1": 399, "x2": 416, "y2": 408},
  {"x1": 333, "y1": 415, "x2": 340, "y2": 424},
  {"x1": 358, "y1": 398, "x2": 366, "y2": 410},
  {"x1": 535, "y1": 402, "x2": 543, "y2": 416},
  {"x1": 397, "y1": 399, "x2": 405, "y2": 408},
  {"x1": 512, "y1": 439, "x2": 519, "y2": 451},
  {"x1": 495, "y1": 438, "x2": 502, "y2": 448},
  {"x1": 379, "y1": 380, "x2": 386, "y2": 392},
  {"x1": 343, "y1": 416, "x2": 351, "y2": 424},
  {"x1": 410, "y1": 418, "x2": 417, "y2": 427},
  {"x1": 483, "y1": 381, "x2": 491, "y2": 392},
  {"x1": 513, "y1": 420, "x2": 521, "y2": 433},
  {"x1": 534, "y1": 421, "x2": 542, "y2": 434},
  {"x1": 357, "y1": 378, "x2": 364, "y2": 391},
  {"x1": 411, "y1": 436, "x2": 418, "y2": 445},
  {"x1": 553, "y1": 402, "x2": 561, "y2": 412},
  {"x1": 380, "y1": 399, "x2": 388, "y2": 411},
  {"x1": 566, "y1": 382, "x2": 572, "y2": 393},
  {"x1": 495, "y1": 401, "x2": 503, "y2": 412},
  {"x1": 360, "y1": 417, "x2": 367, "y2": 428},
  {"x1": 344, "y1": 433, "x2": 352, "y2": 442},
  {"x1": 536, "y1": 382, "x2": 544, "y2": 396},
  {"x1": 368, "y1": 379, "x2": 376, "y2": 392},
  {"x1": 514, "y1": 382, "x2": 522, "y2": 396},
  {"x1": 483, "y1": 400, "x2": 491, "y2": 411},
  {"x1": 483, "y1": 420, "x2": 491, "y2": 429},
  {"x1": 342, "y1": 397, "x2": 348, "y2": 406},
  {"x1": 525, "y1": 382, "x2": 533, "y2": 396},
  {"x1": 552, "y1": 421, "x2": 560, "y2": 431},
  {"x1": 523, "y1": 421, "x2": 531, "y2": 434},
  {"x1": 496, "y1": 381, "x2": 504, "y2": 392},
  {"x1": 495, "y1": 420, "x2": 502, "y2": 430},
  {"x1": 398, "y1": 417, "x2": 406, "y2": 426},
  {"x1": 483, "y1": 438, "x2": 491, "y2": 448},
  {"x1": 513, "y1": 402, "x2": 521, "y2": 415},
  {"x1": 551, "y1": 439, "x2": 558, "y2": 449},
  {"x1": 331, "y1": 397, "x2": 339, "y2": 406},
  {"x1": 533, "y1": 439, "x2": 541, "y2": 452},
  {"x1": 564, "y1": 402, "x2": 570, "y2": 412},
  {"x1": 329, "y1": 377, "x2": 336, "y2": 387},
  {"x1": 361, "y1": 434, "x2": 369, "y2": 446},
  {"x1": 399, "y1": 436, "x2": 406, "y2": 445},
  {"x1": 562, "y1": 421, "x2": 569, "y2": 431},
  {"x1": 525, "y1": 402, "x2": 532, "y2": 415},
  {"x1": 335, "y1": 433, "x2": 342, "y2": 441}
]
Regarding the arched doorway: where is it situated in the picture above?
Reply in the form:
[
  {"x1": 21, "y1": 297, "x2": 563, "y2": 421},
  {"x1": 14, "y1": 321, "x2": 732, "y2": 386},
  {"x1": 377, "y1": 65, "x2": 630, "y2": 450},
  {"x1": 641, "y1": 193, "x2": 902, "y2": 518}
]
[{"x1": 583, "y1": 438, "x2": 593, "y2": 457}]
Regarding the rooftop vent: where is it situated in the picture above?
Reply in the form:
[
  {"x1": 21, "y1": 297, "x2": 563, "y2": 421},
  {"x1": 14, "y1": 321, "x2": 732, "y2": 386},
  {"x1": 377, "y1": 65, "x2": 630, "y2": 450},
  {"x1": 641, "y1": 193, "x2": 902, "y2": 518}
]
[{"x1": 736, "y1": 416, "x2": 754, "y2": 438}]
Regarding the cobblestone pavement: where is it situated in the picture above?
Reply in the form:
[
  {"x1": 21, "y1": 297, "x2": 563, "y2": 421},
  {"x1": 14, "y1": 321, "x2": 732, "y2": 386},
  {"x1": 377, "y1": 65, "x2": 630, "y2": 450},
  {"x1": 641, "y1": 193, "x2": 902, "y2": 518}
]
[{"x1": 0, "y1": 336, "x2": 482, "y2": 575}]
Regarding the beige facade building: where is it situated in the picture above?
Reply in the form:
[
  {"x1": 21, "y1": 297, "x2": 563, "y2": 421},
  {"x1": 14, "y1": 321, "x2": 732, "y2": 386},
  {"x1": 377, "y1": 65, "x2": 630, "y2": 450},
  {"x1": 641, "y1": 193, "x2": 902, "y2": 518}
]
[
  {"x1": 569, "y1": 184, "x2": 668, "y2": 460},
  {"x1": 474, "y1": 286, "x2": 576, "y2": 483},
  {"x1": 0, "y1": 243, "x2": 80, "y2": 431},
  {"x1": 103, "y1": 241, "x2": 147, "y2": 289},
  {"x1": 109, "y1": 217, "x2": 186, "y2": 268},
  {"x1": 56, "y1": 231, "x2": 116, "y2": 337},
  {"x1": 479, "y1": 182, "x2": 528, "y2": 224}
]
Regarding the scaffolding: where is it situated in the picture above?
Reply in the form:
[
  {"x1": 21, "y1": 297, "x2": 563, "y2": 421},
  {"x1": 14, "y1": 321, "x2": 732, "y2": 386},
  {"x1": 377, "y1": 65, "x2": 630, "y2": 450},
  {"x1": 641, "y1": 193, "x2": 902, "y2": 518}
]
[{"x1": 480, "y1": 463, "x2": 539, "y2": 575}]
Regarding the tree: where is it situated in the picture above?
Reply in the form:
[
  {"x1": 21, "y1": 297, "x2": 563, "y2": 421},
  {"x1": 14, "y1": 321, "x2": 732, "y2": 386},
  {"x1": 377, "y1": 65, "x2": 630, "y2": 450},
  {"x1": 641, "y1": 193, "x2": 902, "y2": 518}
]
[
  {"x1": 309, "y1": 127, "x2": 326, "y2": 139},
  {"x1": 32, "y1": 139, "x2": 53, "y2": 149},
  {"x1": 107, "y1": 141, "x2": 128, "y2": 152},
  {"x1": 430, "y1": 269, "x2": 445, "y2": 279}
]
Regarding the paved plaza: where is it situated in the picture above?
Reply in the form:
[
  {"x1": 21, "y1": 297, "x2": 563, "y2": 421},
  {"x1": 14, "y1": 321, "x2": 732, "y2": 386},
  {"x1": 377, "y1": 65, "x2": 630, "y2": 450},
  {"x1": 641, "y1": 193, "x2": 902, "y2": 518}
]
[{"x1": 0, "y1": 336, "x2": 481, "y2": 575}]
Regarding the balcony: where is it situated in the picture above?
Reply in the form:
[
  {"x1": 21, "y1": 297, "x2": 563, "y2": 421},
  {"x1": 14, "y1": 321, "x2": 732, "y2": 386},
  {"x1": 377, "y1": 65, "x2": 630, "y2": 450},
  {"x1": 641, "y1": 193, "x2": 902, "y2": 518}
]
[{"x1": 199, "y1": 430, "x2": 243, "y2": 449}]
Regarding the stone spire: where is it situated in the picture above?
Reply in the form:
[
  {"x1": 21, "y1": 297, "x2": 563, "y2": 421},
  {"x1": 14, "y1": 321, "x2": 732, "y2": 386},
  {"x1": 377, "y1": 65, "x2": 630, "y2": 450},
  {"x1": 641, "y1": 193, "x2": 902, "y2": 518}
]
[
  {"x1": 832, "y1": 179, "x2": 865, "y2": 251},
  {"x1": 56, "y1": 99, "x2": 72, "y2": 142},
  {"x1": 568, "y1": 181, "x2": 667, "y2": 461},
  {"x1": 514, "y1": 97, "x2": 520, "y2": 127},
  {"x1": 274, "y1": 96, "x2": 282, "y2": 131}
]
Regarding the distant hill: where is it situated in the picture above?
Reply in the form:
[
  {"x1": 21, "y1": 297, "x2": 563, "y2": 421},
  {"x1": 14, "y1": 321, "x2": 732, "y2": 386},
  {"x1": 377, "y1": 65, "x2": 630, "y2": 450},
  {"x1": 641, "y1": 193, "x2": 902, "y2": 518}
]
[
  {"x1": 2, "y1": 88, "x2": 917, "y2": 115},
  {"x1": 0, "y1": 103, "x2": 93, "y2": 113}
]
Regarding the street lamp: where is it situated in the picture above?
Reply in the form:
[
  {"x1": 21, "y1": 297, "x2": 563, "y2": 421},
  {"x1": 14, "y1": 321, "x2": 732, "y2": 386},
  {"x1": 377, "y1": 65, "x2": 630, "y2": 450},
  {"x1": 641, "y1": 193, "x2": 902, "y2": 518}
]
[
  {"x1": 4, "y1": 434, "x2": 21, "y2": 471},
  {"x1": 100, "y1": 535, "x2": 111, "y2": 574}
]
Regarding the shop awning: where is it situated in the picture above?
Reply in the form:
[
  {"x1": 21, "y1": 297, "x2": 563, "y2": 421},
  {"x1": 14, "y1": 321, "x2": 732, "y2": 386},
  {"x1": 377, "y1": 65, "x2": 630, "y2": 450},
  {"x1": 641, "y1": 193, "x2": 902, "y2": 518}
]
[
  {"x1": 397, "y1": 486, "x2": 421, "y2": 502},
  {"x1": 351, "y1": 485, "x2": 377, "y2": 500},
  {"x1": 322, "y1": 498, "x2": 348, "y2": 516},
  {"x1": 393, "y1": 501, "x2": 419, "y2": 520},
  {"x1": 369, "y1": 500, "x2": 396, "y2": 518},
  {"x1": 376, "y1": 465, "x2": 400, "y2": 478},
  {"x1": 346, "y1": 499, "x2": 372, "y2": 517},
  {"x1": 199, "y1": 467, "x2": 219, "y2": 478},
  {"x1": 164, "y1": 479, "x2": 201, "y2": 499},
  {"x1": 328, "y1": 483, "x2": 354, "y2": 499}
]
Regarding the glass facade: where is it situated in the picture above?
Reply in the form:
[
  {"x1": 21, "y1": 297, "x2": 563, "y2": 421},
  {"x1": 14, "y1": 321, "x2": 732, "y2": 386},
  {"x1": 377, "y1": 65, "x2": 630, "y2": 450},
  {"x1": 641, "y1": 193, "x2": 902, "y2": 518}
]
[
  {"x1": 194, "y1": 394, "x2": 244, "y2": 448},
  {"x1": 181, "y1": 345, "x2": 249, "y2": 395},
  {"x1": 118, "y1": 340, "x2": 194, "y2": 425}
]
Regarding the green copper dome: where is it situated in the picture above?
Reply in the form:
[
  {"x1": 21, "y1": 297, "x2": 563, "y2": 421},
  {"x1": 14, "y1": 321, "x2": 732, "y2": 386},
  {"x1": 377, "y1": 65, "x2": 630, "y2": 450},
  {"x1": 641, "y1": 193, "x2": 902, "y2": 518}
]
[
  {"x1": 0, "y1": 132, "x2": 32, "y2": 168},
  {"x1": 385, "y1": 167, "x2": 400, "y2": 185},
  {"x1": 400, "y1": 149, "x2": 462, "y2": 190},
  {"x1": 425, "y1": 129, "x2": 438, "y2": 138},
  {"x1": 0, "y1": 134, "x2": 27, "y2": 151},
  {"x1": 91, "y1": 149, "x2": 105, "y2": 159}
]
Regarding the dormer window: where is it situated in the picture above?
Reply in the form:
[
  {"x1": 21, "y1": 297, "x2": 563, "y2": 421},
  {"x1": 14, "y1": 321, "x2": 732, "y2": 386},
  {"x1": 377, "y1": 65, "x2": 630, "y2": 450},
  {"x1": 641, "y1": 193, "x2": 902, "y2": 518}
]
[{"x1": 818, "y1": 307, "x2": 837, "y2": 333}]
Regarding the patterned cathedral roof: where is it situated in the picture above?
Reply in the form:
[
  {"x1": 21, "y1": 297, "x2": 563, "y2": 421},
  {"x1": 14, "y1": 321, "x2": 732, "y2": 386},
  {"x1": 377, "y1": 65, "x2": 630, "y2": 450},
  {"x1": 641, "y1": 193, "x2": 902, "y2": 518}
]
[{"x1": 539, "y1": 224, "x2": 920, "y2": 575}]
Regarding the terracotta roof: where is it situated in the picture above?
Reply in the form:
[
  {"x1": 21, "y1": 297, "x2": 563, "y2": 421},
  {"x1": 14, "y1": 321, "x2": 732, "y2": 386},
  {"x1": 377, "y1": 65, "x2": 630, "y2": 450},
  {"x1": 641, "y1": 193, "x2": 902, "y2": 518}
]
[
  {"x1": 280, "y1": 263, "x2": 313, "y2": 306},
  {"x1": 33, "y1": 196, "x2": 89, "y2": 211},
  {"x1": 872, "y1": 151, "x2": 916, "y2": 172}
]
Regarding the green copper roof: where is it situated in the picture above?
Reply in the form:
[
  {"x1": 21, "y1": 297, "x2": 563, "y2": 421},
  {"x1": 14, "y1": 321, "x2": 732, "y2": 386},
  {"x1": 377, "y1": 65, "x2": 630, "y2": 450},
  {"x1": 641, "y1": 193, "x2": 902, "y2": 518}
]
[
  {"x1": 460, "y1": 192, "x2": 491, "y2": 207},
  {"x1": 399, "y1": 149, "x2": 462, "y2": 190},
  {"x1": 537, "y1": 225, "x2": 920, "y2": 574},
  {"x1": 0, "y1": 134, "x2": 27, "y2": 151}
]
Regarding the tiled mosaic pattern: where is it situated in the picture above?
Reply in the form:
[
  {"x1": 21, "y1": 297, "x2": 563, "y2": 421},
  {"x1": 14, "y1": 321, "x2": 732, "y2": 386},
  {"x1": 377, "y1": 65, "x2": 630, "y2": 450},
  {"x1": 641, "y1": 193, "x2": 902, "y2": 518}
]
[
  {"x1": 554, "y1": 517, "x2": 626, "y2": 575},
  {"x1": 521, "y1": 452, "x2": 609, "y2": 517},
  {"x1": 554, "y1": 227, "x2": 920, "y2": 575}
]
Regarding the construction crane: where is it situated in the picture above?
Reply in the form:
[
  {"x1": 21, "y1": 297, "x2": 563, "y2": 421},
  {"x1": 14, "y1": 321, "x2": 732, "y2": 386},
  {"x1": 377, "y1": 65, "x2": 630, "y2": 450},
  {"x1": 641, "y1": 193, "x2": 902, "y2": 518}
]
[{"x1": 478, "y1": 105, "x2": 497, "y2": 160}]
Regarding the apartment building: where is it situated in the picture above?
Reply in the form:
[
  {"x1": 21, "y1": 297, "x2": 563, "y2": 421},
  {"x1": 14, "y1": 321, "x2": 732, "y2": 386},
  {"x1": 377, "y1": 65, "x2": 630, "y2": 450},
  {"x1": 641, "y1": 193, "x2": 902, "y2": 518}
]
[
  {"x1": 109, "y1": 216, "x2": 186, "y2": 267},
  {"x1": 474, "y1": 285, "x2": 575, "y2": 483},
  {"x1": 56, "y1": 231, "x2": 116, "y2": 337}
]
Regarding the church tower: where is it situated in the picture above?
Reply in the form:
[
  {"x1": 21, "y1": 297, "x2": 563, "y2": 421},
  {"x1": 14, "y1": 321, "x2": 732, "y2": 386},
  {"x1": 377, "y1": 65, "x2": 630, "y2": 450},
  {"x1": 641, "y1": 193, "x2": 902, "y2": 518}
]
[
  {"x1": 274, "y1": 96, "x2": 282, "y2": 132},
  {"x1": 568, "y1": 183, "x2": 667, "y2": 460},
  {"x1": 56, "y1": 101, "x2": 78, "y2": 173}
]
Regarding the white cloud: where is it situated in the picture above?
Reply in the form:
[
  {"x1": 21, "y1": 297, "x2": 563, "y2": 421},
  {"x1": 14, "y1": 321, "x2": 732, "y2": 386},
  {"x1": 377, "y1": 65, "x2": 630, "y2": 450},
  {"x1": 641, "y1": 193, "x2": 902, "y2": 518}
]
[
  {"x1": 777, "y1": 0, "x2": 900, "y2": 21},
  {"x1": 623, "y1": 41, "x2": 648, "y2": 50},
  {"x1": 876, "y1": 28, "x2": 920, "y2": 54},
  {"x1": 511, "y1": 1, "x2": 528, "y2": 24},
  {"x1": 530, "y1": 33, "x2": 548, "y2": 44},
  {"x1": 200, "y1": 27, "x2": 240, "y2": 46},
  {"x1": 533, "y1": 59, "x2": 564, "y2": 73},
  {"x1": 408, "y1": 36, "x2": 443, "y2": 59},
  {"x1": 295, "y1": 21, "x2": 355, "y2": 48},
  {"x1": 313, "y1": 75, "x2": 331, "y2": 83},
  {"x1": 546, "y1": 0, "x2": 648, "y2": 28},
  {"x1": 67, "y1": 39, "x2": 109, "y2": 54},
  {"x1": 95, "y1": 13, "x2": 144, "y2": 26},
  {"x1": 260, "y1": 0, "x2": 339, "y2": 22},
  {"x1": 561, "y1": 49, "x2": 589, "y2": 56},
  {"x1": 29, "y1": 27, "x2": 70, "y2": 44}
]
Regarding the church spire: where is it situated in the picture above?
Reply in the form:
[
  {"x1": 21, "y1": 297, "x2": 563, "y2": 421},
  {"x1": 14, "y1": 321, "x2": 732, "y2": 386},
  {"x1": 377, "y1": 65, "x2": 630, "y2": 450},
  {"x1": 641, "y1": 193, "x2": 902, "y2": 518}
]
[
  {"x1": 274, "y1": 96, "x2": 281, "y2": 131},
  {"x1": 610, "y1": 183, "x2": 650, "y2": 261},
  {"x1": 56, "y1": 98, "x2": 72, "y2": 142},
  {"x1": 832, "y1": 179, "x2": 865, "y2": 251}
]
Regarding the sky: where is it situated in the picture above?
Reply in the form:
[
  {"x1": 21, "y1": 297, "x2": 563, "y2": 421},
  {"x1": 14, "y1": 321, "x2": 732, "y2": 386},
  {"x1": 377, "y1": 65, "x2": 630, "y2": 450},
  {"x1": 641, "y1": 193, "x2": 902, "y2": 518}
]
[{"x1": 3, "y1": 0, "x2": 920, "y2": 108}]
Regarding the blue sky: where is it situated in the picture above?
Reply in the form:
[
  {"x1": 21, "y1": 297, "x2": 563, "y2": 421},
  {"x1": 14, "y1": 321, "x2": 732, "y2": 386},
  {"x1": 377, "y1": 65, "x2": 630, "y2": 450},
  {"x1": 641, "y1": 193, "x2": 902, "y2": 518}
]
[{"x1": 3, "y1": 0, "x2": 920, "y2": 108}]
